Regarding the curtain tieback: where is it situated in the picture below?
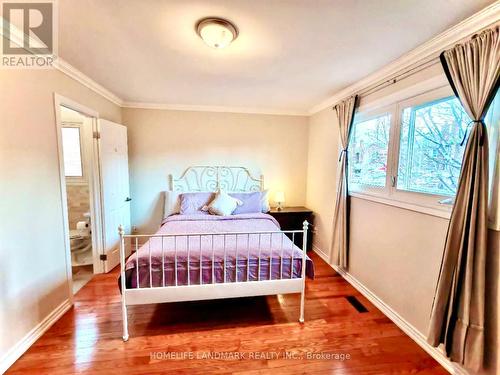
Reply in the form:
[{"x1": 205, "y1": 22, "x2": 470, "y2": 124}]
[
  {"x1": 461, "y1": 120, "x2": 485, "y2": 146},
  {"x1": 338, "y1": 148, "x2": 348, "y2": 161}
]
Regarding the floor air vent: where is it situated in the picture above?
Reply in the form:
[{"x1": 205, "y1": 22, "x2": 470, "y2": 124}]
[{"x1": 346, "y1": 296, "x2": 369, "y2": 313}]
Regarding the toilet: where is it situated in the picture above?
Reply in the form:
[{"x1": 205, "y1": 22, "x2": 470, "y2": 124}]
[{"x1": 70, "y1": 215, "x2": 92, "y2": 264}]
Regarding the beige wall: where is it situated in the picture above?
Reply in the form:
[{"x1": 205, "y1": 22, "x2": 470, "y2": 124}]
[
  {"x1": 305, "y1": 106, "x2": 340, "y2": 254},
  {"x1": 122, "y1": 108, "x2": 309, "y2": 233},
  {"x1": 0, "y1": 68, "x2": 121, "y2": 366},
  {"x1": 349, "y1": 198, "x2": 448, "y2": 331},
  {"x1": 306, "y1": 63, "x2": 499, "y2": 374}
]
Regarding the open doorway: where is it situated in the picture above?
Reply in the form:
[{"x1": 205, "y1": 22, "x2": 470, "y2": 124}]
[
  {"x1": 60, "y1": 106, "x2": 94, "y2": 293},
  {"x1": 54, "y1": 94, "x2": 132, "y2": 300},
  {"x1": 55, "y1": 98, "x2": 104, "y2": 295}
]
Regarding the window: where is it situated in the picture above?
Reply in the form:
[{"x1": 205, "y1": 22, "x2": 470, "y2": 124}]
[
  {"x1": 348, "y1": 84, "x2": 500, "y2": 219},
  {"x1": 61, "y1": 127, "x2": 83, "y2": 178},
  {"x1": 397, "y1": 96, "x2": 469, "y2": 196},
  {"x1": 346, "y1": 86, "x2": 467, "y2": 216},
  {"x1": 348, "y1": 113, "x2": 391, "y2": 188}
]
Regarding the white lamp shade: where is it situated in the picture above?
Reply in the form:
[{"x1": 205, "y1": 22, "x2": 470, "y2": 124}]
[{"x1": 274, "y1": 191, "x2": 285, "y2": 203}]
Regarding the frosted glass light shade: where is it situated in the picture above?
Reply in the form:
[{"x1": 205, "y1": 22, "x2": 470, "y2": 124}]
[{"x1": 196, "y1": 18, "x2": 238, "y2": 49}]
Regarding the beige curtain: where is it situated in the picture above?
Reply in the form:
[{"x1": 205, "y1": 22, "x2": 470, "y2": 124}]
[
  {"x1": 331, "y1": 95, "x2": 358, "y2": 268},
  {"x1": 427, "y1": 27, "x2": 500, "y2": 370}
]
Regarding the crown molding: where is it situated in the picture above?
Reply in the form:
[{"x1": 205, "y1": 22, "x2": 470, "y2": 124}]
[
  {"x1": 53, "y1": 58, "x2": 124, "y2": 107},
  {"x1": 121, "y1": 101, "x2": 308, "y2": 116},
  {"x1": 54, "y1": 60, "x2": 307, "y2": 115},
  {"x1": 55, "y1": 60, "x2": 307, "y2": 115},
  {"x1": 308, "y1": 1, "x2": 500, "y2": 114},
  {"x1": 53, "y1": 60, "x2": 308, "y2": 115},
  {"x1": 0, "y1": 16, "x2": 124, "y2": 107}
]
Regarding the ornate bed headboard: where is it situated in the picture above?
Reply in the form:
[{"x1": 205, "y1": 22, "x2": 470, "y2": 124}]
[{"x1": 169, "y1": 166, "x2": 264, "y2": 192}]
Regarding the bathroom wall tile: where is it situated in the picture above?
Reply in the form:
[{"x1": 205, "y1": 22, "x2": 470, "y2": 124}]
[{"x1": 66, "y1": 184, "x2": 90, "y2": 229}]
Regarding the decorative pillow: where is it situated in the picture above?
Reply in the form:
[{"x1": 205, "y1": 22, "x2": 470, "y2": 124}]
[
  {"x1": 206, "y1": 191, "x2": 242, "y2": 216},
  {"x1": 179, "y1": 192, "x2": 214, "y2": 215},
  {"x1": 230, "y1": 192, "x2": 263, "y2": 214}
]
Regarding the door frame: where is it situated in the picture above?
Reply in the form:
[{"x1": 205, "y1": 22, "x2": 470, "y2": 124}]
[{"x1": 53, "y1": 93, "x2": 104, "y2": 303}]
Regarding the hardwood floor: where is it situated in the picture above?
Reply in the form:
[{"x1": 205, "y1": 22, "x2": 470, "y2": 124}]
[{"x1": 7, "y1": 253, "x2": 447, "y2": 374}]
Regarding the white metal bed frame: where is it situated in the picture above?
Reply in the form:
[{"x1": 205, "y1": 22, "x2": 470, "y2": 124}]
[{"x1": 118, "y1": 166, "x2": 308, "y2": 341}]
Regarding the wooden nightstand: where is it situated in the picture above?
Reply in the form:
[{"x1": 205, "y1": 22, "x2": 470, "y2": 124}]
[{"x1": 268, "y1": 206, "x2": 314, "y2": 251}]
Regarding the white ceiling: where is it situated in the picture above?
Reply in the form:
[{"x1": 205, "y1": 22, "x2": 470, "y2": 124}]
[{"x1": 59, "y1": 0, "x2": 495, "y2": 113}]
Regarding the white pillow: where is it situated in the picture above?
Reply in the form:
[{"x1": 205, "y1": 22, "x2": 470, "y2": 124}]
[{"x1": 206, "y1": 191, "x2": 242, "y2": 216}]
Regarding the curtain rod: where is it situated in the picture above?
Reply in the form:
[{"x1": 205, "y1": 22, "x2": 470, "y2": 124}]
[{"x1": 356, "y1": 56, "x2": 441, "y2": 99}]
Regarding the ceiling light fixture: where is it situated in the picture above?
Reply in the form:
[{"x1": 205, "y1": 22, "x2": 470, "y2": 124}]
[{"x1": 196, "y1": 17, "x2": 238, "y2": 49}]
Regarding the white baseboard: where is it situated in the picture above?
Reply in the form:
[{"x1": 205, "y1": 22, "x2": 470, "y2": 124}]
[
  {"x1": 312, "y1": 244, "x2": 330, "y2": 264},
  {"x1": 312, "y1": 247, "x2": 469, "y2": 375},
  {"x1": 0, "y1": 299, "x2": 72, "y2": 374}
]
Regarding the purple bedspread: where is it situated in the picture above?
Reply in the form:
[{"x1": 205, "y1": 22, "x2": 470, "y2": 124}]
[{"x1": 124, "y1": 213, "x2": 314, "y2": 288}]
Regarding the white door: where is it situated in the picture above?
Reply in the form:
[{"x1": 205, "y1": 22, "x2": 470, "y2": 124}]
[{"x1": 98, "y1": 119, "x2": 131, "y2": 272}]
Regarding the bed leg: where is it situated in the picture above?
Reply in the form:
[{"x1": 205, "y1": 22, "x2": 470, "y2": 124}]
[
  {"x1": 122, "y1": 303, "x2": 129, "y2": 341},
  {"x1": 299, "y1": 220, "x2": 308, "y2": 324},
  {"x1": 299, "y1": 288, "x2": 305, "y2": 323},
  {"x1": 119, "y1": 225, "x2": 129, "y2": 341}
]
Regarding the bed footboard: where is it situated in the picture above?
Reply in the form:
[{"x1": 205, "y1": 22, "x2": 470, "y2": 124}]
[{"x1": 118, "y1": 221, "x2": 309, "y2": 341}]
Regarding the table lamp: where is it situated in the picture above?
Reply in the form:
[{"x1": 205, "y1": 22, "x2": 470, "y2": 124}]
[{"x1": 274, "y1": 191, "x2": 285, "y2": 211}]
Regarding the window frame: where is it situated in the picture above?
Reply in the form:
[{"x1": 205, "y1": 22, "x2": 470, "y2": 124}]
[
  {"x1": 349, "y1": 85, "x2": 458, "y2": 219},
  {"x1": 62, "y1": 122, "x2": 87, "y2": 184},
  {"x1": 348, "y1": 105, "x2": 396, "y2": 198}
]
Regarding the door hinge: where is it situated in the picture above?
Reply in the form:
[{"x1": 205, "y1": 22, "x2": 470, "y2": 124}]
[
  {"x1": 99, "y1": 254, "x2": 107, "y2": 261},
  {"x1": 93, "y1": 131, "x2": 101, "y2": 139}
]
